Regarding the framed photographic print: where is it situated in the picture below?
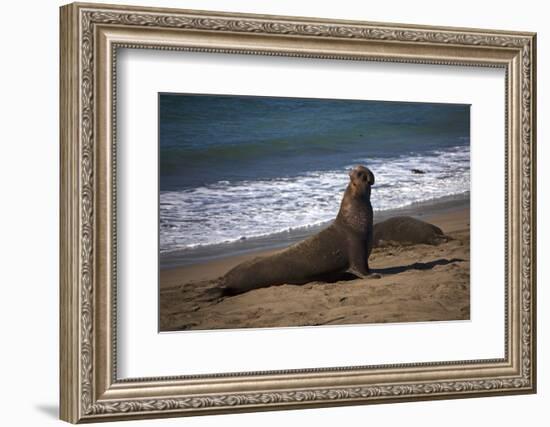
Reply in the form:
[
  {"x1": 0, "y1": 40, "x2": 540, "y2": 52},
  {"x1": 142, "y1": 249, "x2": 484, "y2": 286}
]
[{"x1": 59, "y1": 2, "x2": 537, "y2": 423}]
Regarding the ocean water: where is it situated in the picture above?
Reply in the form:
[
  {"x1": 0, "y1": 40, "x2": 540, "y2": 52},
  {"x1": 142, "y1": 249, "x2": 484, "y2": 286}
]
[{"x1": 159, "y1": 94, "x2": 470, "y2": 261}]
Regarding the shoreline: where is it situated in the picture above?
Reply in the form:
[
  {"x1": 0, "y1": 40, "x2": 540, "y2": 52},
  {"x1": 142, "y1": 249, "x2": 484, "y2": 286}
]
[
  {"x1": 161, "y1": 191, "x2": 469, "y2": 269},
  {"x1": 160, "y1": 202, "x2": 470, "y2": 331},
  {"x1": 160, "y1": 203, "x2": 469, "y2": 290}
]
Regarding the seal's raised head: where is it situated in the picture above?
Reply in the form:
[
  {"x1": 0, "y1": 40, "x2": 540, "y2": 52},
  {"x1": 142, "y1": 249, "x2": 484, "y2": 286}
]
[{"x1": 348, "y1": 165, "x2": 375, "y2": 199}]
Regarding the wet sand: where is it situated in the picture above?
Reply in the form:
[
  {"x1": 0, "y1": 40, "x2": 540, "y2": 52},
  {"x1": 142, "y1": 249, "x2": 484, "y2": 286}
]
[{"x1": 159, "y1": 206, "x2": 470, "y2": 331}]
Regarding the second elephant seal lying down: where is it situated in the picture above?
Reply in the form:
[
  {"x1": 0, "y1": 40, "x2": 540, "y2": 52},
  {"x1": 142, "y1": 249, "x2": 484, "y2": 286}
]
[{"x1": 373, "y1": 216, "x2": 448, "y2": 247}]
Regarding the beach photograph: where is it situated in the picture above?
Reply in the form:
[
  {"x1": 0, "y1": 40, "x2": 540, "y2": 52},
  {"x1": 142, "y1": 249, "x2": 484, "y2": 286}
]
[{"x1": 158, "y1": 94, "x2": 470, "y2": 332}]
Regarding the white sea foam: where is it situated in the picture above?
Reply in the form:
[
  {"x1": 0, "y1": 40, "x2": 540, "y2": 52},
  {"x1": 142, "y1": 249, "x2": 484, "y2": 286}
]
[{"x1": 159, "y1": 146, "x2": 469, "y2": 253}]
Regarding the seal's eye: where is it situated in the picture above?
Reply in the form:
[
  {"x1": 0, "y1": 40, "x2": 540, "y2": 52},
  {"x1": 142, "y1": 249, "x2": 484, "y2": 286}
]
[{"x1": 357, "y1": 171, "x2": 367, "y2": 182}]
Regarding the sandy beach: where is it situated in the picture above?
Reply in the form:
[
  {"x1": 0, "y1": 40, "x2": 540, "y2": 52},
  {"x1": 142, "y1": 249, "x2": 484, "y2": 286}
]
[{"x1": 159, "y1": 201, "x2": 470, "y2": 332}]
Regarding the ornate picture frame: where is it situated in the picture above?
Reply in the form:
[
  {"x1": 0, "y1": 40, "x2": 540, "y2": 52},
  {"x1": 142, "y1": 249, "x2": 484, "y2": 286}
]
[{"x1": 60, "y1": 2, "x2": 536, "y2": 423}]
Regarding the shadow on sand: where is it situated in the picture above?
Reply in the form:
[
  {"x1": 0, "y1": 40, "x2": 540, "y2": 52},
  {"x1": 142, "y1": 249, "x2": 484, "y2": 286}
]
[
  {"x1": 372, "y1": 258, "x2": 465, "y2": 276},
  {"x1": 313, "y1": 258, "x2": 465, "y2": 283}
]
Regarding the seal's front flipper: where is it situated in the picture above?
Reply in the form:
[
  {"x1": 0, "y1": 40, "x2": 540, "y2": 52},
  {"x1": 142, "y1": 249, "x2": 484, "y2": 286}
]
[{"x1": 347, "y1": 267, "x2": 382, "y2": 280}]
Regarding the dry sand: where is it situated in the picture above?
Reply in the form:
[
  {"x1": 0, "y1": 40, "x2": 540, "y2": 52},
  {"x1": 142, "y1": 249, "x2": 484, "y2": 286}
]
[{"x1": 159, "y1": 207, "x2": 470, "y2": 331}]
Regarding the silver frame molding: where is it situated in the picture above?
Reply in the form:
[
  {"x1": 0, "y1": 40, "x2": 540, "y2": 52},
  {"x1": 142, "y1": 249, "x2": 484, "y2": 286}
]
[{"x1": 60, "y1": 2, "x2": 536, "y2": 423}]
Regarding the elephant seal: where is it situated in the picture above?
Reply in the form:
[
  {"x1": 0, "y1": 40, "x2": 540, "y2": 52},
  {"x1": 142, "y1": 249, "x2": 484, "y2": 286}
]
[
  {"x1": 373, "y1": 216, "x2": 447, "y2": 247},
  {"x1": 221, "y1": 165, "x2": 377, "y2": 296}
]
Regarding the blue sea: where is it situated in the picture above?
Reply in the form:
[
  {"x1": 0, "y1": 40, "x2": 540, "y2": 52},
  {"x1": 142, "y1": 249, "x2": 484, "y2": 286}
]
[{"x1": 159, "y1": 94, "x2": 470, "y2": 266}]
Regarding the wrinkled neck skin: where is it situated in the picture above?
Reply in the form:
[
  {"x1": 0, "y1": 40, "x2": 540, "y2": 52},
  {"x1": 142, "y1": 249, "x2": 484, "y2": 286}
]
[{"x1": 336, "y1": 183, "x2": 373, "y2": 232}]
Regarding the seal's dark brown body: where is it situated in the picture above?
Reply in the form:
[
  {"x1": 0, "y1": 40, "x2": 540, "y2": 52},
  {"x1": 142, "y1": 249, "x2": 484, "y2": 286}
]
[{"x1": 222, "y1": 166, "x2": 375, "y2": 296}]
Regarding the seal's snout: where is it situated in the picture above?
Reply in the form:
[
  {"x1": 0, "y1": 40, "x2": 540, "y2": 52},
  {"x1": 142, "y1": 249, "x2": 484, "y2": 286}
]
[{"x1": 349, "y1": 165, "x2": 375, "y2": 186}]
